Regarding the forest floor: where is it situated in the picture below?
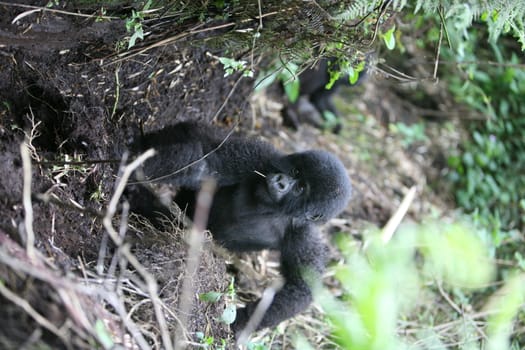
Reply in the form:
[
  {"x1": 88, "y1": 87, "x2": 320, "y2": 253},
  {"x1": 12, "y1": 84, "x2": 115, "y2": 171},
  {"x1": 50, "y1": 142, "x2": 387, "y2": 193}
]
[{"x1": 0, "y1": 2, "x2": 459, "y2": 349}]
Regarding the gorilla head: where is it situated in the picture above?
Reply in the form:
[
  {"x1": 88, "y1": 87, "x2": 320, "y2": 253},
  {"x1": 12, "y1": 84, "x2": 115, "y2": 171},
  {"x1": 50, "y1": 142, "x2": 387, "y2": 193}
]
[{"x1": 265, "y1": 150, "x2": 351, "y2": 222}]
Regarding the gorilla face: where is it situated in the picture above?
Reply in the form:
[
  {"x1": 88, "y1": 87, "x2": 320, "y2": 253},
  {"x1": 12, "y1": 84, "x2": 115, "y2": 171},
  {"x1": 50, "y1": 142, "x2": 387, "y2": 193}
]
[
  {"x1": 267, "y1": 150, "x2": 351, "y2": 222},
  {"x1": 266, "y1": 172, "x2": 306, "y2": 202}
]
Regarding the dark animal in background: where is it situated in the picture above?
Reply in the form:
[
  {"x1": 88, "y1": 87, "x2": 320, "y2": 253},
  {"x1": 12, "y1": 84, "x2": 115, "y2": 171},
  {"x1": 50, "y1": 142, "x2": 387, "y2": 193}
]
[
  {"x1": 130, "y1": 122, "x2": 352, "y2": 331},
  {"x1": 282, "y1": 57, "x2": 370, "y2": 133}
]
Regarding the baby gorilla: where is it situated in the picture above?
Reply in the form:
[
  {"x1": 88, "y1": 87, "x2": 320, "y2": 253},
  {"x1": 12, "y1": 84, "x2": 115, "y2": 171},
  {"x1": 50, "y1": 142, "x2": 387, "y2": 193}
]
[{"x1": 130, "y1": 122, "x2": 351, "y2": 331}]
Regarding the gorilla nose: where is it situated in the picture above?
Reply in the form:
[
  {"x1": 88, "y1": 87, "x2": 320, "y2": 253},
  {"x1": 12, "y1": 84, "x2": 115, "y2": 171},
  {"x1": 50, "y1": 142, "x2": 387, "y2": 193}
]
[{"x1": 275, "y1": 174, "x2": 292, "y2": 192}]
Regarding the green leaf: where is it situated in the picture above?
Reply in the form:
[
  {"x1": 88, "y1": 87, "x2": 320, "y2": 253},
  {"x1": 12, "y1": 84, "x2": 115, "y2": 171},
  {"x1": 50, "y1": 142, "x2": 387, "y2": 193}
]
[
  {"x1": 247, "y1": 342, "x2": 269, "y2": 350},
  {"x1": 95, "y1": 319, "x2": 114, "y2": 348},
  {"x1": 218, "y1": 57, "x2": 249, "y2": 77},
  {"x1": 486, "y1": 275, "x2": 525, "y2": 350},
  {"x1": 421, "y1": 223, "x2": 495, "y2": 288},
  {"x1": 128, "y1": 27, "x2": 144, "y2": 49},
  {"x1": 218, "y1": 57, "x2": 234, "y2": 66},
  {"x1": 447, "y1": 155, "x2": 461, "y2": 169},
  {"x1": 325, "y1": 70, "x2": 341, "y2": 89},
  {"x1": 199, "y1": 291, "x2": 223, "y2": 303},
  {"x1": 227, "y1": 277, "x2": 236, "y2": 297},
  {"x1": 283, "y1": 80, "x2": 300, "y2": 103},
  {"x1": 220, "y1": 304, "x2": 237, "y2": 324},
  {"x1": 383, "y1": 26, "x2": 396, "y2": 50},
  {"x1": 277, "y1": 62, "x2": 300, "y2": 102},
  {"x1": 322, "y1": 110, "x2": 339, "y2": 130},
  {"x1": 462, "y1": 152, "x2": 474, "y2": 167},
  {"x1": 254, "y1": 70, "x2": 279, "y2": 91},
  {"x1": 348, "y1": 66, "x2": 360, "y2": 84}
]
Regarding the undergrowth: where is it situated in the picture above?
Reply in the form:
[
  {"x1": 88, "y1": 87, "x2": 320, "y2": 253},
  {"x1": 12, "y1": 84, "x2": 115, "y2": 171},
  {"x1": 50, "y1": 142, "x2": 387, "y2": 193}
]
[{"x1": 444, "y1": 35, "x2": 525, "y2": 237}]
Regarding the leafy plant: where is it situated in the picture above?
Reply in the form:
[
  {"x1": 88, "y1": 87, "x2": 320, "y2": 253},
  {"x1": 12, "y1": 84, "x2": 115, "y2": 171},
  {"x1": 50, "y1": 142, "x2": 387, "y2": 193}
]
[
  {"x1": 198, "y1": 277, "x2": 237, "y2": 325},
  {"x1": 46, "y1": 0, "x2": 60, "y2": 7},
  {"x1": 301, "y1": 221, "x2": 524, "y2": 350},
  {"x1": 125, "y1": 0, "x2": 152, "y2": 49},
  {"x1": 445, "y1": 35, "x2": 525, "y2": 235},
  {"x1": 195, "y1": 279, "x2": 237, "y2": 348},
  {"x1": 246, "y1": 341, "x2": 269, "y2": 350},
  {"x1": 195, "y1": 332, "x2": 227, "y2": 349},
  {"x1": 218, "y1": 57, "x2": 254, "y2": 78},
  {"x1": 413, "y1": 1, "x2": 525, "y2": 49}
]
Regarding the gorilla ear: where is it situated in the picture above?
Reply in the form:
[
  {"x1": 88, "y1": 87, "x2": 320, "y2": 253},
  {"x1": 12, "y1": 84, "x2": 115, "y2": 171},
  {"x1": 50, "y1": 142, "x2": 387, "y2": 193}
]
[{"x1": 307, "y1": 213, "x2": 324, "y2": 222}]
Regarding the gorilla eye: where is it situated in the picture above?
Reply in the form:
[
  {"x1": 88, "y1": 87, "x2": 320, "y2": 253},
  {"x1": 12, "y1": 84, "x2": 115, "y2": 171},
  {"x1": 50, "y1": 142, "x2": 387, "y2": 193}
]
[
  {"x1": 293, "y1": 181, "x2": 305, "y2": 195},
  {"x1": 291, "y1": 168, "x2": 300, "y2": 177}
]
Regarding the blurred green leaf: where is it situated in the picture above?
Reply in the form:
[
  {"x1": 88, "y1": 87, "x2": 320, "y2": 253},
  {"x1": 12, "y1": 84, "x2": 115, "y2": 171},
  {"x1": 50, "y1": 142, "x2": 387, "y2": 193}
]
[
  {"x1": 383, "y1": 26, "x2": 397, "y2": 50},
  {"x1": 199, "y1": 291, "x2": 223, "y2": 303},
  {"x1": 220, "y1": 304, "x2": 237, "y2": 324},
  {"x1": 95, "y1": 319, "x2": 114, "y2": 349},
  {"x1": 420, "y1": 222, "x2": 495, "y2": 288},
  {"x1": 486, "y1": 275, "x2": 525, "y2": 350},
  {"x1": 283, "y1": 79, "x2": 300, "y2": 103}
]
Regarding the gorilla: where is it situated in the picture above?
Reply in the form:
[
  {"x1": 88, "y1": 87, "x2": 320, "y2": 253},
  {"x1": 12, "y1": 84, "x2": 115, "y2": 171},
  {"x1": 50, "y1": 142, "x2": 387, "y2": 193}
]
[
  {"x1": 282, "y1": 56, "x2": 370, "y2": 133},
  {"x1": 130, "y1": 122, "x2": 352, "y2": 331}
]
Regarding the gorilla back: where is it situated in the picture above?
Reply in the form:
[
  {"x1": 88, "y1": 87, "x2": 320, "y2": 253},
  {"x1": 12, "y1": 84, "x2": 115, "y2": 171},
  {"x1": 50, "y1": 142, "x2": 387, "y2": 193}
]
[{"x1": 130, "y1": 122, "x2": 352, "y2": 331}]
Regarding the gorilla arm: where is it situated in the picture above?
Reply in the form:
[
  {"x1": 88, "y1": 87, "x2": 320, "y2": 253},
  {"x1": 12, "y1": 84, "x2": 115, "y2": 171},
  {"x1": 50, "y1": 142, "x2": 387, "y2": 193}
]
[{"x1": 233, "y1": 222, "x2": 327, "y2": 331}]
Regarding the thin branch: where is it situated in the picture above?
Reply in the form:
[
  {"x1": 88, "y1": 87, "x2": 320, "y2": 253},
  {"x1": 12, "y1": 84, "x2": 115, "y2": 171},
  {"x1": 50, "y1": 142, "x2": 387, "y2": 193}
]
[
  {"x1": 111, "y1": 7, "x2": 296, "y2": 63},
  {"x1": 1, "y1": 1, "x2": 117, "y2": 22},
  {"x1": 20, "y1": 141, "x2": 35, "y2": 259},
  {"x1": 437, "y1": 281, "x2": 463, "y2": 315},
  {"x1": 0, "y1": 231, "x2": 152, "y2": 349},
  {"x1": 104, "y1": 149, "x2": 155, "y2": 226},
  {"x1": 211, "y1": 74, "x2": 245, "y2": 123},
  {"x1": 236, "y1": 279, "x2": 285, "y2": 346},
  {"x1": 175, "y1": 179, "x2": 216, "y2": 350},
  {"x1": 0, "y1": 281, "x2": 69, "y2": 345},
  {"x1": 105, "y1": 292, "x2": 152, "y2": 350},
  {"x1": 381, "y1": 186, "x2": 417, "y2": 243},
  {"x1": 433, "y1": 7, "x2": 445, "y2": 80},
  {"x1": 110, "y1": 63, "x2": 121, "y2": 120}
]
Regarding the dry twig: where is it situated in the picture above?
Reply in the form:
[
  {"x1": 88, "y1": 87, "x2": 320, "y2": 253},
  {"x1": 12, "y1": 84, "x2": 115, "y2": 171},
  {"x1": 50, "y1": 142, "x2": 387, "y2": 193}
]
[
  {"x1": 20, "y1": 141, "x2": 36, "y2": 260},
  {"x1": 175, "y1": 179, "x2": 217, "y2": 349},
  {"x1": 381, "y1": 186, "x2": 417, "y2": 243}
]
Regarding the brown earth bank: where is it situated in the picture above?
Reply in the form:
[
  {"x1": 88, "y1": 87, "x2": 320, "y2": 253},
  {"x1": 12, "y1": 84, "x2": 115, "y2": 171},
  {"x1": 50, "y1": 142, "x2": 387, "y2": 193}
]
[{"x1": 0, "y1": 3, "x2": 257, "y2": 348}]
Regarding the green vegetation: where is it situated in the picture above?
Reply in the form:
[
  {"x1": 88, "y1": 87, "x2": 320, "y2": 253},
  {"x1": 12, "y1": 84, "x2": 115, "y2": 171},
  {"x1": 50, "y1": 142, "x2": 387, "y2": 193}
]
[
  {"x1": 313, "y1": 2, "x2": 524, "y2": 349},
  {"x1": 218, "y1": 57, "x2": 254, "y2": 78},
  {"x1": 389, "y1": 122, "x2": 428, "y2": 148},
  {"x1": 307, "y1": 222, "x2": 524, "y2": 350},
  {"x1": 125, "y1": 0, "x2": 152, "y2": 48},
  {"x1": 445, "y1": 40, "x2": 525, "y2": 236}
]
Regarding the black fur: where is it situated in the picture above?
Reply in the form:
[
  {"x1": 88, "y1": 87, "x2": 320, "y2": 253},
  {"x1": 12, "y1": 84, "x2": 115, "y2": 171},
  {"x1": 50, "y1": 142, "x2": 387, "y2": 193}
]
[
  {"x1": 130, "y1": 122, "x2": 351, "y2": 331},
  {"x1": 282, "y1": 57, "x2": 370, "y2": 132}
]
